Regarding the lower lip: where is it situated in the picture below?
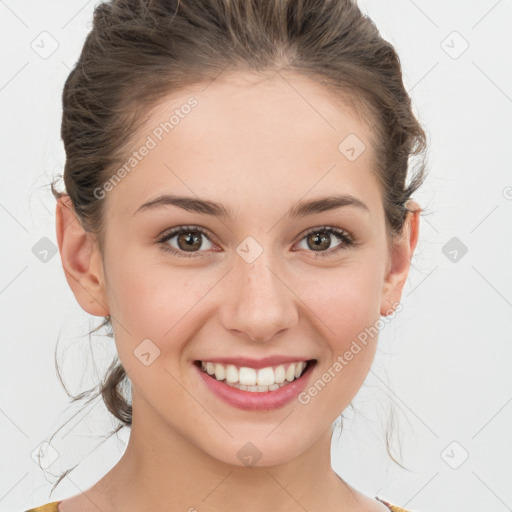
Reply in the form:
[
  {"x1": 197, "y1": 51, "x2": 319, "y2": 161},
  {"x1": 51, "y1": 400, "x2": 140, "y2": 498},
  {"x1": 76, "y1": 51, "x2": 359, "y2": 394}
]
[{"x1": 195, "y1": 362, "x2": 315, "y2": 411}]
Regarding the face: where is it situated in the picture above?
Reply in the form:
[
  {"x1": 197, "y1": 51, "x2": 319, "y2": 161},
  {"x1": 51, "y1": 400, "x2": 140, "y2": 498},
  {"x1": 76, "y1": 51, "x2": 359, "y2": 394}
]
[{"x1": 58, "y1": 70, "x2": 418, "y2": 468}]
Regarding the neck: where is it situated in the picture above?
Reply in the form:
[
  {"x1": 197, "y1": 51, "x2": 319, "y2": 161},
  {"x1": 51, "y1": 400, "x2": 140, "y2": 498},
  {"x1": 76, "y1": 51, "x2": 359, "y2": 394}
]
[{"x1": 99, "y1": 390, "x2": 360, "y2": 512}]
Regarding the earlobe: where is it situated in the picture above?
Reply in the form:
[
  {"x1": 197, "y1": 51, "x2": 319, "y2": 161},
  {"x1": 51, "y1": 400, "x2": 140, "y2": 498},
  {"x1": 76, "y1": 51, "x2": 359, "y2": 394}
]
[
  {"x1": 56, "y1": 195, "x2": 109, "y2": 317},
  {"x1": 380, "y1": 201, "x2": 421, "y2": 316}
]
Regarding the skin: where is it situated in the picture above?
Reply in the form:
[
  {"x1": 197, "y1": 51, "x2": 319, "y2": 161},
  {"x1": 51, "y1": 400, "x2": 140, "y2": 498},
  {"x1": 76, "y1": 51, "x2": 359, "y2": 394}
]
[{"x1": 55, "y1": 70, "x2": 420, "y2": 512}]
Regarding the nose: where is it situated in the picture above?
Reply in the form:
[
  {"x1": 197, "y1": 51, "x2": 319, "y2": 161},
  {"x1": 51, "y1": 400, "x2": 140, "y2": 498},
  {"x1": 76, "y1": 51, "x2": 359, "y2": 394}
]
[{"x1": 220, "y1": 252, "x2": 299, "y2": 343}]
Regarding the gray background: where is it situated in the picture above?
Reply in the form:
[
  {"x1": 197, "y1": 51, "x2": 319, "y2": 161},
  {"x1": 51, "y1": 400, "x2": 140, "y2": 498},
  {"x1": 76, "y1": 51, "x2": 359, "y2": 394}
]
[{"x1": 1, "y1": 1, "x2": 511, "y2": 511}]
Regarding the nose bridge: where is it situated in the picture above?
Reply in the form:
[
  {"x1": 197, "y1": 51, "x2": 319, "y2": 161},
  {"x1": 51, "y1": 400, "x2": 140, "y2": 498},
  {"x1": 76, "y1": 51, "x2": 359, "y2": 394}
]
[
  {"x1": 222, "y1": 241, "x2": 298, "y2": 342},
  {"x1": 242, "y1": 252, "x2": 280, "y2": 303}
]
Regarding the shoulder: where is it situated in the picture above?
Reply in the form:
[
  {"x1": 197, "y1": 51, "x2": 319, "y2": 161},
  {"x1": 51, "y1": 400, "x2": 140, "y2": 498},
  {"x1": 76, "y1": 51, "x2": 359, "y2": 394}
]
[
  {"x1": 23, "y1": 501, "x2": 61, "y2": 512},
  {"x1": 23, "y1": 497, "x2": 415, "y2": 512},
  {"x1": 375, "y1": 496, "x2": 419, "y2": 512},
  {"x1": 23, "y1": 498, "x2": 415, "y2": 512}
]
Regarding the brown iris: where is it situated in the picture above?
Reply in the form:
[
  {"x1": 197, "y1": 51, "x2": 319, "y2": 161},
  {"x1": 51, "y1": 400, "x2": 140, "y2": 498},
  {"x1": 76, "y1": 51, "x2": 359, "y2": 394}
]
[
  {"x1": 307, "y1": 231, "x2": 331, "y2": 252},
  {"x1": 177, "y1": 230, "x2": 202, "y2": 252}
]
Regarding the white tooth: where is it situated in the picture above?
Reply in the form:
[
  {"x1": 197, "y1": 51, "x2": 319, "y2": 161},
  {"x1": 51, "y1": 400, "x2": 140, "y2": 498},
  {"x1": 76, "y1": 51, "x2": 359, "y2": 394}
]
[
  {"x1": 257, "y1": 385, "x2": 269, "y2": 392},
  {"x1": 285, "y1": 363, "x2": 296, "y2": 382},
  {"x1": 247, "y1": 385, "x2": 259, "y2": 392},
  {"x1": 274, "y1": 365, "x2": 286, "y2": 384},
  {"x1": 206, "y1": 362, "x2": 216, "y2": 375},
  {"x1": 239, "y1": 367, "x2": 257, "y2": 386},
  {"x1": 239, "y1": 384, "x2": 248, "y2": 390},
  {"x1": 269, "y1": 384, "x2": 279, "y2": 391},
  {"x1": 257, "y1": 367, "x2": 275, "y2": 386},
  {"x1": 201, "y1": 361, "x2": 207, "y2": 371},
  {"x1": 225, "y1": 364, "x2": 239, "y2": 383},
  {"x1": 214, "y1": 363, "x2": 225, "y2": 381},
  {"x1": 295, "y1": 362, "x2": 305, "y2": 379}
]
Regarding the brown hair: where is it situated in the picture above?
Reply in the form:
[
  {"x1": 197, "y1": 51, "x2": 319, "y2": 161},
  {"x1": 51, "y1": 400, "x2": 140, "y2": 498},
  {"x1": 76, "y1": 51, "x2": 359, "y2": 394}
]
[{"x1": 48, "y1": 0, "x2": 427, "y2": 493}]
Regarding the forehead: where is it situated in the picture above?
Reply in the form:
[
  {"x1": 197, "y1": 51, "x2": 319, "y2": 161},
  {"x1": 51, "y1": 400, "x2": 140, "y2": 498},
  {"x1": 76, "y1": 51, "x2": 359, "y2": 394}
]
[{"x1": 105, "y1": 70, "x2": 381, "y2": 218}]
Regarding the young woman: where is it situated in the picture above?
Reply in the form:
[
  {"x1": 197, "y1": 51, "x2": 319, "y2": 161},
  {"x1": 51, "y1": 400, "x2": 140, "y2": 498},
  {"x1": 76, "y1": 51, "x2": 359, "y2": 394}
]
[{"x1": 24, "y1": 0, "x2": 427, "y2": 510}]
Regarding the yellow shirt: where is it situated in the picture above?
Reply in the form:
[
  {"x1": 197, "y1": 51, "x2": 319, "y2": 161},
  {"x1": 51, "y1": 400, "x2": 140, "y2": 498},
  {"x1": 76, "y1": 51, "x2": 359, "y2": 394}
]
[{"x1": 23, "y1": 497, "x2": 416, "y2": 511}]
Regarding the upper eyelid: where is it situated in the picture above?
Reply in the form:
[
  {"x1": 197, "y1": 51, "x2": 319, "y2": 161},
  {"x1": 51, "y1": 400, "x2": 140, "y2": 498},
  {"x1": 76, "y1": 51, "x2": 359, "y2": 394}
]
[
  {"x1": 300, "y1": 225, "x2": 352, "y2": 239},
  {"x1": 160, "y1": 225, "x2": 218, "y2": 243}
]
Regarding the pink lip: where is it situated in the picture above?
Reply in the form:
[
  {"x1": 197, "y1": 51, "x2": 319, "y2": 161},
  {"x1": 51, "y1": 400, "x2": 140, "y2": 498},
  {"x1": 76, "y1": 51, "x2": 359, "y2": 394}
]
[
  {"x1": 195, "y1": 356, "x2": 314, "y2": 369},
  {"x1": 194, "y1": 360, "x2": 316, "y2": 411}
]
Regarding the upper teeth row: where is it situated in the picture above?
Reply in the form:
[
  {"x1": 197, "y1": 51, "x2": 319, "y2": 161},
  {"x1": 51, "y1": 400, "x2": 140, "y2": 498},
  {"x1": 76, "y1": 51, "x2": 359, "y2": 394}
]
[{"x1": 200, "y1": 361, "x2": 308, "y2": 386}]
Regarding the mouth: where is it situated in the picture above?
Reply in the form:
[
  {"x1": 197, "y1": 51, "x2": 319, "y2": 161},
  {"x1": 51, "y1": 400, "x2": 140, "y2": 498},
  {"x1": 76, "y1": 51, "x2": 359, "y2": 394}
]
[
  {"x1": 194, "y1": 359, "x2": 316, "y2": 392},
  {"x1": 193, "y1": 358, "x2": 317, "y2": 410}
]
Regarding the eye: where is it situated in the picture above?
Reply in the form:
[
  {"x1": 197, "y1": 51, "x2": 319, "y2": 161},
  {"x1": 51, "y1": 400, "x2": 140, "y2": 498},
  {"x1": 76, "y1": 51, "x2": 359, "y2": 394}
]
[
  {"x1": 294, "y1": 226, "x2": 355, "y2": 258},
  {"x1": 157, "y1": 225, "x2": 215, "y2": 258},
  {"x1": 157, "y1": 225, "x2": 356, "y2": 258}
]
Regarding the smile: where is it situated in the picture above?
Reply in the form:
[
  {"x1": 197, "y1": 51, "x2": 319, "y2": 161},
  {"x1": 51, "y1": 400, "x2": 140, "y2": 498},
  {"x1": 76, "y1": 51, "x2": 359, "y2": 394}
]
[
  {"x1": 194, "y1": 358, "x2": 317, "y2": 410},
  {"x1": 196, "y1": 360, "x2": 311, "y2": 392}
]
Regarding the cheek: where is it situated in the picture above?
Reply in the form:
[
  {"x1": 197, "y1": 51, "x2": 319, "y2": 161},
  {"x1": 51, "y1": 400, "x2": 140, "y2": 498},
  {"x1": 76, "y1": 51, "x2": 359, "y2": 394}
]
[
  {"x1": 299, "y1": 263, "x2": 384, "y2": 399},
  {"x1": 294, "y1": 273, "x2": 382, "y2": 418},
  {"x1": 301, "y1": 262, "x2": 383, "y2": 345},
  {"x1": 105, "y1": 253, "x2": 222, "y2": 363},
  {"x1": 105, "y1": 267, "x2": 210, "y2": 394}
]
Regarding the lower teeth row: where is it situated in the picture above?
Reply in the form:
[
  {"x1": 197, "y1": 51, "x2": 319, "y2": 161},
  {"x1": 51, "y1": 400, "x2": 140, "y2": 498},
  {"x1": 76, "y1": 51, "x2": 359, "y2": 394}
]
[{"x1": 223, "y1": 380, "x2": 291, "y2": 392}]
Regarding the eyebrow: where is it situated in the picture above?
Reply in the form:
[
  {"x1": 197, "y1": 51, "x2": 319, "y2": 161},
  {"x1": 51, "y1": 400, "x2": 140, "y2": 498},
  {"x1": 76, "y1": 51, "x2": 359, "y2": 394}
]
[{"x1": 134, "y1": 193, "x2": 370, "y2": 220}]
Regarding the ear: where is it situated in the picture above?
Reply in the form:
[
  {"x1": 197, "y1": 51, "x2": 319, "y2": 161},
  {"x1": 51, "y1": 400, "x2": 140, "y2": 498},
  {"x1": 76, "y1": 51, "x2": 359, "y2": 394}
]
[
  {"x1": 380, "y1": 200, "x2": 421, "y2": 316},
  {"x1": 55, "y1": 195, "x2": 109, "y2": 317}
]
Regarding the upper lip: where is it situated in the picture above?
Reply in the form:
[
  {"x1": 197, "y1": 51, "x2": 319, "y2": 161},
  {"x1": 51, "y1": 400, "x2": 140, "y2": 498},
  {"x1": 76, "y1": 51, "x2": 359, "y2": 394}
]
[{"x1": 195, "y1": 356, "x2": 316, "y2": 369}]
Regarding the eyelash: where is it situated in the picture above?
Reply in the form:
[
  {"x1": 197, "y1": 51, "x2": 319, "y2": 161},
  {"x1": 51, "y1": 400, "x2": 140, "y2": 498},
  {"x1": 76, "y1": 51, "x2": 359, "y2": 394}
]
[{"x1": 156, "y1": 224, "x2": 356, "y2": 259}]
